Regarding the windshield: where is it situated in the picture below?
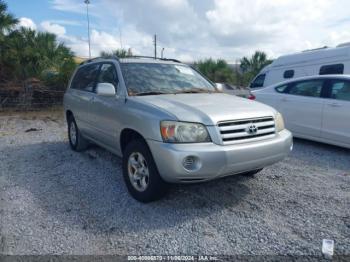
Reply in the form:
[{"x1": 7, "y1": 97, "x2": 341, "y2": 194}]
[{"x1": 120, "y1": 63, "x2": 217, "y2": 96}]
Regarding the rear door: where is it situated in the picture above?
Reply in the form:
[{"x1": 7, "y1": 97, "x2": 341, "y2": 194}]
[
  {"x1": 68, "y1": 63, "x2": 100, "y2": 135},
  {"x1": 321, "y1": 78, "x2": 350, "y2": 147},
  {"x1": 278, "y1": 79, "x2": 326, "y2": 138}
]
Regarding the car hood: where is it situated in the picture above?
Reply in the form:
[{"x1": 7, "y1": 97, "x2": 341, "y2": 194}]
[{"x1": 133, "y1": 93, "x2": 276, "y2": 125}]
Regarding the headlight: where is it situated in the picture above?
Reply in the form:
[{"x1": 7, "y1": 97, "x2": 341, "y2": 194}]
[
  {"x1": 275, "y1": 112, "x2": 285, "y2": 132},
  {"x1": 160, "y1": 121, "x2": 211, "y2": 143}
]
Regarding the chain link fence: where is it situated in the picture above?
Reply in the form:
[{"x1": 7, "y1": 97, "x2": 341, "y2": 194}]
[{"x1": 0, "y1": 79, "x2": 65, "y2": 111}]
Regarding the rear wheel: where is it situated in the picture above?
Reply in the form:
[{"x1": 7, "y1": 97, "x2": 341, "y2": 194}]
[
  {"x1": 67, "y1": 115, "x2": 88, "y2": 152},
  {"x1": 122, "y1": 139, "x2": 168, "y2": 202}
]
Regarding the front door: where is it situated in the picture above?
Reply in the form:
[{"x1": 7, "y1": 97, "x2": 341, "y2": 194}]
[{"x1": 89, "y1": 63, "x2": 123, "y2": 151}]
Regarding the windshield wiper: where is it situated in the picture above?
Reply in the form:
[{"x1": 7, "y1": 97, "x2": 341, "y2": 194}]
[
  {"x1": 134, "y1": 91, "x2": 169, "y2": 96},
  {"x1": 174, "y1": 88, "x2": 214, "y2": 94},
  {"x1": 134, "y1": 88, "x2": 216, "y2": 96}
]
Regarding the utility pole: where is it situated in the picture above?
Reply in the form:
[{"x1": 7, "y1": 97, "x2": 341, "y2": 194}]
[
  {"x1": 84, "y1": 0, "x2": 91, "y2": 58},
  {"x1": 154, "y1": 34, "x2": 157, "y2": 59},
  {"x1": 119, "y1": 27, "x2": 123, "y2": 49}
]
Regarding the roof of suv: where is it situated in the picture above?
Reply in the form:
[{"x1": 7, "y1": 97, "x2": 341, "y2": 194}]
[
  {"x1": 80, "y1": 56, "x2": 182, "y2": 66},
  {"x1": 120, "y1": 57, "x2": 181, "y2": 64}
]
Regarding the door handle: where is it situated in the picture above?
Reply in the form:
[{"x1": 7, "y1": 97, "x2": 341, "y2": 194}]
[{"x1": 326, "y1": 102, "x2": 341, "y2": 107}]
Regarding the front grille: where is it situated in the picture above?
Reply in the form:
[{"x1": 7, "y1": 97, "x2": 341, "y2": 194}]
[{"x1": 218, "y1": 116, "x2": 275, "y2": 144}]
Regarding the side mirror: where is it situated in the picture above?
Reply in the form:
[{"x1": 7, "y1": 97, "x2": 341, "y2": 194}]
[
  {"x1": 96, "y1": 83, "x2": 116, "y2": 96},
  {"x1": 215, "y1": 83, "x2": 224, "y2": 91}
]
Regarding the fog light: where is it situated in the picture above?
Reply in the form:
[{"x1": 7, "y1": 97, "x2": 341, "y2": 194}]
[{"x1": 182, "y1": 156, "x2": 201, "y2": 171}]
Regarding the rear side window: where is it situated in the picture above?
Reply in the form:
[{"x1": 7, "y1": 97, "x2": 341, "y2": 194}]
[
  {"x1": 319, "y1": 64, "x2": 344, "y2": 75},
  {"x1": 283, "y1": 70, "x2": 294, "y2": 79},
  {"x1": 71, "y1": 64, "x2": 100, "y2": 92},
  {"x1": 250, "y1": 74, "x2": 265, "y2": 88},
  {"x1": 287, "y1": 80, "x2": 323, "y2": 97},
  {"x1": 275, "y1": 84, "x2": 288, "y2": 93},
  {"x1": 328, "y1": 80, "x2": 350, "y2": 101}
]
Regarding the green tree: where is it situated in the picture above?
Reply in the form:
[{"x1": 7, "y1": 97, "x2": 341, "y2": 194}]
[
  {"x1": 194, "y1": 58, "x2": 234, "y2": 83},
  {"x1": 0, "y1": 0, "x2": 18, "y2": 33},
  {"x1": 100, "y1": 48, "x2": 133, "y2": 58},
  {"x1": 240, "y1": 51, "x2": 272, "y2": 77},
  {"x1": 0, "y1": 0, "x2": 18, "y2": 79},
  {"x1": 3, "y1": 27, "x2": 75, "y2": 88}
]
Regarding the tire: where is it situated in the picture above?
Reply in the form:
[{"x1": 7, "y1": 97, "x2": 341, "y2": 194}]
[
  {"x1": 241, "y1": 168, "x2": 263, "y2": 176},
  {"x1": 67, "y1": 115, "x2": 88, "y2": 152},
  {"x1": 122, "y1": 139, "x2": 168, "y2": 202}
]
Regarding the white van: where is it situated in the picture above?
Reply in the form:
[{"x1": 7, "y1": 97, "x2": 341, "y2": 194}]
[{"x1": 249, "y1": 43, "x2": 350, "y2": 89}]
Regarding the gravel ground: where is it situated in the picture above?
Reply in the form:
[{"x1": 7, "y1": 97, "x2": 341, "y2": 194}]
[{"x1": 0, "y1": 110, "x2": 349, "y2": 257}]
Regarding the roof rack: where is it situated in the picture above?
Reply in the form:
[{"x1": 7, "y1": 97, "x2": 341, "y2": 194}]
[
  {"x1": 79, "y1": 55, "x2": 181, "y2": 65},
  {"x1": 123, "y1": 56, "x2": 181, "y2": 63},
  {"x1": 160, "y1": 58, "x2": 182, "y2": 63},
  {"x1": 79, "y1": 55, "x2": 120, "y2": 65}
]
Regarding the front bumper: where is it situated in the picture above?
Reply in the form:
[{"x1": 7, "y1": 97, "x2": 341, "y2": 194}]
[{"x1": 147, "y1": 130, "x2": 293, "y2": 183}]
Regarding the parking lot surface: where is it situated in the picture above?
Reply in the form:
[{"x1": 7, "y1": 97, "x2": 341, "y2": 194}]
[{"x1": 0, "y1": 111, "x2": 349, "y2": 256}]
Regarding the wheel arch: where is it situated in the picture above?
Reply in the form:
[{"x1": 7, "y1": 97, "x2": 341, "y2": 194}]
[
  {"x1": 120, "y1": 128, "x2": 147, "y2": 154},
  {"x1": 66, "y1": 110, "x2": 73, "y2": 121}
]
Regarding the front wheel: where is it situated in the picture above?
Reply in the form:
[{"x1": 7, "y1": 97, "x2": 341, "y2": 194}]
[{"x1": 122, "y1": 139, "x2": 168, "y2": 202}]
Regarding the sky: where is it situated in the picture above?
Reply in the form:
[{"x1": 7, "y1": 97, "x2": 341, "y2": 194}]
[{"x1": 7, "y1": 0, "x2": 350, "y2": 62}]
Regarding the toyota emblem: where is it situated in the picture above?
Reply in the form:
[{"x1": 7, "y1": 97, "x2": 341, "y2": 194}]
[{"x1": 247, "y1": 124, "x2": 258, "y2": 135}]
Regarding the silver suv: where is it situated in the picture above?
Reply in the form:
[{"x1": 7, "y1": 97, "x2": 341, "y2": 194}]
[{"x1": 64, "y1": 56, "x2": 293, "y2": 202}]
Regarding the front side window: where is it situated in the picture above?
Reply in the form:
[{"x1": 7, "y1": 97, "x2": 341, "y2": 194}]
[
  {"x1": 329, "y1": 80, "x2": 350, "y2": 101},
  {"x1": 97, "y1": 63, "x2": 119, "y2": 90},
  {"x1": 71, "y1": 64, "x2": 100, "y2": 92},
  {"x1": 250, "y1": 74, "x2": 266, "y2": 88},
  {"x1": 319, "y1": 64, "x2": 344, "y2": 75},
  {"x1": 287, "y1": 80, "x2": 323, "y2": 97},
  {"x1": 120, "y1": 63, "x2": 216, "y2": 95}
]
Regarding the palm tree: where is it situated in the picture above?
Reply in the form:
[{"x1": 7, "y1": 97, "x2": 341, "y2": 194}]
[
  {"x1": 4, "y1": 27, "x2": 75, "y2": 87},
  {"x1": 0, "y1": 0, "x2": 18, "y2": 79},
  {"x1": 240, "y1": 51, "x2": 272, "y2": 76},
  {"x1": 195, "y1": 58, "x2": 234, "y2": 83},
  {"x1": 0, "y1": 0, "x2": 18, "y2": 33}
]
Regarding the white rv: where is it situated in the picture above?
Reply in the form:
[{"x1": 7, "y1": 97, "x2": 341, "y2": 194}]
[{"x1": 249, "y1": 43, "x2": 350, "y2": 89}]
